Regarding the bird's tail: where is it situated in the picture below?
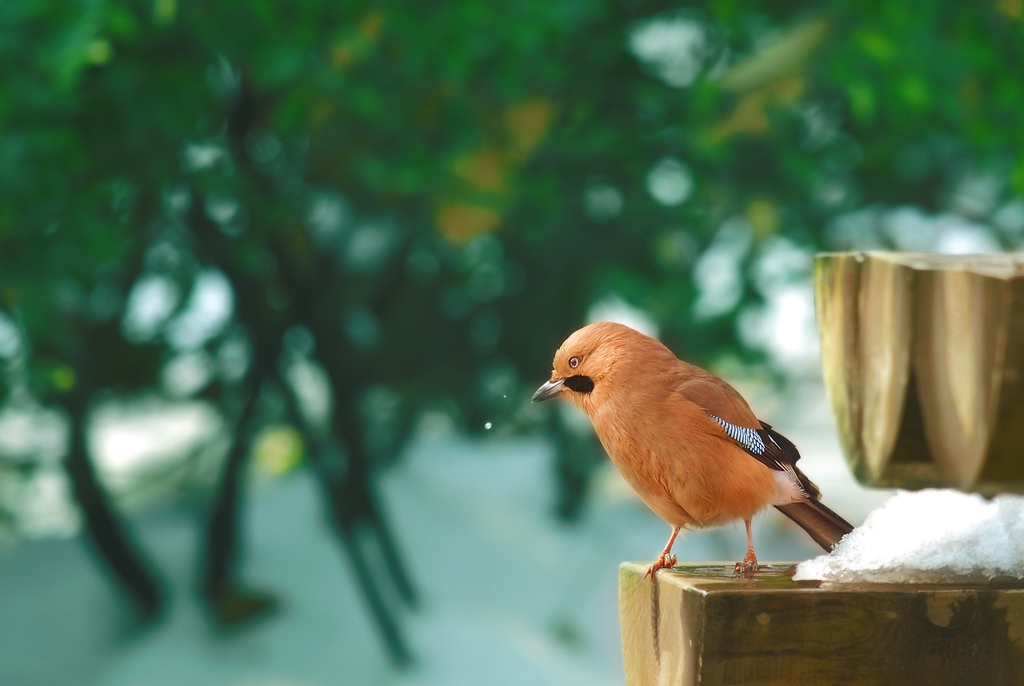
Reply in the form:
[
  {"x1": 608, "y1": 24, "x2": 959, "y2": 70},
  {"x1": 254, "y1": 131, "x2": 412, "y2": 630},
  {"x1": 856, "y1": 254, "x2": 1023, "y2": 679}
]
[{"x1": 774, "y1": 499, "x2": 854, "y2": 552}]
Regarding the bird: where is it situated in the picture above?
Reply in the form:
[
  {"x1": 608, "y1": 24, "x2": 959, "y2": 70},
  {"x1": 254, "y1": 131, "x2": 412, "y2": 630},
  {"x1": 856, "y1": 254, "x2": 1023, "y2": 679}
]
[{"x1": 532, "y1": 321, "x2": 853, "y2": 578}]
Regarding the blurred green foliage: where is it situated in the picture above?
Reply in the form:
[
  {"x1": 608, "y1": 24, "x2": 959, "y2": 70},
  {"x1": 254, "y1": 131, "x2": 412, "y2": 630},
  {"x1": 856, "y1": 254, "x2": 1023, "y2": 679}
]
[
  {"x1": 2, "y1": 0, "x2": 1024, "y2": 508},
  {"x1": 2, "y1": 0, "x2": 1024, "y2": 662}
]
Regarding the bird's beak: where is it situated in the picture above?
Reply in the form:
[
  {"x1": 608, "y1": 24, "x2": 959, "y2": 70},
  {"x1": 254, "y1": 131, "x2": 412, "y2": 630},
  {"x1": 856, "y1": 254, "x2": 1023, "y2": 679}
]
[{"x1": 532, "y1": 378, "x2": 564, "y2": 402}]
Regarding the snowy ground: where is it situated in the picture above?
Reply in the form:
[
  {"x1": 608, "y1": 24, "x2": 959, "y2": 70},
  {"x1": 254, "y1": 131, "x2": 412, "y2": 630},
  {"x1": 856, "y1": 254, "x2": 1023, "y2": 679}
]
[{"x1": 0, "y1": 383, "x2": 891, "y2": 686}]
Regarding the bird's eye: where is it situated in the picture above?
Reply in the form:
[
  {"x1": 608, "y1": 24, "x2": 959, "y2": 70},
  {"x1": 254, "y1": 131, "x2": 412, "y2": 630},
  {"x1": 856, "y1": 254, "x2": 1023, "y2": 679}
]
[{"x1": 569, "y1": 356, "x2": 580, "y2": 369}]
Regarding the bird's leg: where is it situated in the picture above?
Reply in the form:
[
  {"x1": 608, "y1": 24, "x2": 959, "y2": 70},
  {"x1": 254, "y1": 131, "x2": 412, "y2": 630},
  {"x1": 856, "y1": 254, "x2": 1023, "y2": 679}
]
[
  {"x1": 645, "y1": 527, "x2": 681, "y2": 580},
  {"x1": 734, "y1": 520, "x2": 759, "y2": 574}
]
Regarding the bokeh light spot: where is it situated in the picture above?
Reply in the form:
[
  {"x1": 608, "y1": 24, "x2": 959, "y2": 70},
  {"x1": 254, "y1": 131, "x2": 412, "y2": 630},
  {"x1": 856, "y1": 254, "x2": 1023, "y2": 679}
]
[
  {"x1": 582, "y1": 184, "x2": 623, "y2": 221},
  {"x1": 646, "y1": 157, "x2": 693, "y2": 206}
]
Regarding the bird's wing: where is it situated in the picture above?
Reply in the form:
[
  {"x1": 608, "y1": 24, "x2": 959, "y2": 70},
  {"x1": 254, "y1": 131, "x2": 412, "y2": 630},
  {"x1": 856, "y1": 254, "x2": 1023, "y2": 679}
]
[
  {"x1": 754, "y1": 420, "x2": 820, "y2": 499},
  {"x1": 675, "y1": 374, "x2": 821, "y2": 498}
]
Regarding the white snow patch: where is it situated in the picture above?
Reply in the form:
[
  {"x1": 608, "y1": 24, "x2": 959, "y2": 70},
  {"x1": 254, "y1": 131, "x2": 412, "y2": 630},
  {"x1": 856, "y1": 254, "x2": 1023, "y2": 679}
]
[{"x1": 795, "y1": 489, "x2": 1024, "y2": 583}]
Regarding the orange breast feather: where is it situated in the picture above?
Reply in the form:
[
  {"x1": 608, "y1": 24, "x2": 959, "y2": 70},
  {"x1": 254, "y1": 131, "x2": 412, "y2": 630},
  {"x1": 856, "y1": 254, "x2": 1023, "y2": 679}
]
[{"x1": 590, "y1": 371, "x2": 776, "y2": 529}]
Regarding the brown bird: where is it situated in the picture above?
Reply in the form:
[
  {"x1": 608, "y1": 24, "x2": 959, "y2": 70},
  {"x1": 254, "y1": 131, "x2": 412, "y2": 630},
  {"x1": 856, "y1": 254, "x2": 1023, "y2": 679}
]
[{"x1": 533, "y1": 322, "x2": 853, "y2": 577}]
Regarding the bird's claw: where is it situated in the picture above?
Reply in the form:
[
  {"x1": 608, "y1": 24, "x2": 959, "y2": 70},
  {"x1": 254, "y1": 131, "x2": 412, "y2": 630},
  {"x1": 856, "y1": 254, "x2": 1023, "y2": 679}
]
[
  {"x1": 644, "y1": 553, "x2": 677, "y2": 580},
  {"x1": 733, "y1": 552, "x2": 758, "y2": 574}
]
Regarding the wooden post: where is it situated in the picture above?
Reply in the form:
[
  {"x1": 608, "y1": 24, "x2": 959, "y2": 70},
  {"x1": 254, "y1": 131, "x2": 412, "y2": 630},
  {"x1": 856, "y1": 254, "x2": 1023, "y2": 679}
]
[
  {"x1": 620, "y1": 562, "x2": 1024, "y2": 685},
  {"x1": 814, "y1": 252, "x2": 1024, "y2": 493}
]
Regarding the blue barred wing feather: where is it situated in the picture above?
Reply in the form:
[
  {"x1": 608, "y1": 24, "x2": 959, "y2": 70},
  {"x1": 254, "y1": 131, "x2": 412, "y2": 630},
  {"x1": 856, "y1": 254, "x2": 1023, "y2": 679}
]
[{"x1": 708, "y1": 415, "x2": 821, "y2": 500}]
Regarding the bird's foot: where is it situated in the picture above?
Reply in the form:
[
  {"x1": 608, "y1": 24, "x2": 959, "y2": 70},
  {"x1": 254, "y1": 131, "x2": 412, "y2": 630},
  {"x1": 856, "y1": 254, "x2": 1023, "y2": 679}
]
[
  {"x1": 644, "y1": 553, "x2": 677, "y2": 580},
  {"x1": 733, "y1": 552, "x2": 758, "y2": 574}
]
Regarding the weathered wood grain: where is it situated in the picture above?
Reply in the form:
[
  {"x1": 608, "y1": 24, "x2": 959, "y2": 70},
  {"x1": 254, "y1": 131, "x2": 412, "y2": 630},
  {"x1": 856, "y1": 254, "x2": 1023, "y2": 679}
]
[
  {"x1": 815, "y1": 252, "x2": 1024, "y2": 492},
  {"x1": 620, "y1": 562, "x2": 1024, "y2": 686}
]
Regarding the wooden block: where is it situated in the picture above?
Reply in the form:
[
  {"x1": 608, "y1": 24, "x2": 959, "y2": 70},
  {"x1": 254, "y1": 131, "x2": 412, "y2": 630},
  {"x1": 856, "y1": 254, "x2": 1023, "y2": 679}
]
[
  {"x1": 814, "y1": 251, "x2": 1024, "y2": 493},
  {"x1": 620, "y1": 562, "x2": 1024, "y2": 686}
]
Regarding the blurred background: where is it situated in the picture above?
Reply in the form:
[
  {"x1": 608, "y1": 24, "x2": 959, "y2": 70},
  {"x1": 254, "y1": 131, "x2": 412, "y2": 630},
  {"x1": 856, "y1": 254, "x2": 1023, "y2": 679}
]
[{"x1": 1, "y1": 0, "x2": 1023, "y2": 684}]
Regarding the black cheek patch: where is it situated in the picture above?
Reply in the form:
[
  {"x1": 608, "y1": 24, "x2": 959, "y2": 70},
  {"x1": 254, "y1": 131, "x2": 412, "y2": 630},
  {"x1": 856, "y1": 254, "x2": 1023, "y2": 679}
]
[{"x1": 563, "y1": 375, "x2": 595, "y2": 394}]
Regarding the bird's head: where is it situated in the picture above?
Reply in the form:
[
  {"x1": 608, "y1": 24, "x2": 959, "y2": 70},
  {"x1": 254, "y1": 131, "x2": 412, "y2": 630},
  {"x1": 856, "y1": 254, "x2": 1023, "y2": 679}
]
[{"x1": 532, "y1": 321, "x2": 671, "y2": 412}]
